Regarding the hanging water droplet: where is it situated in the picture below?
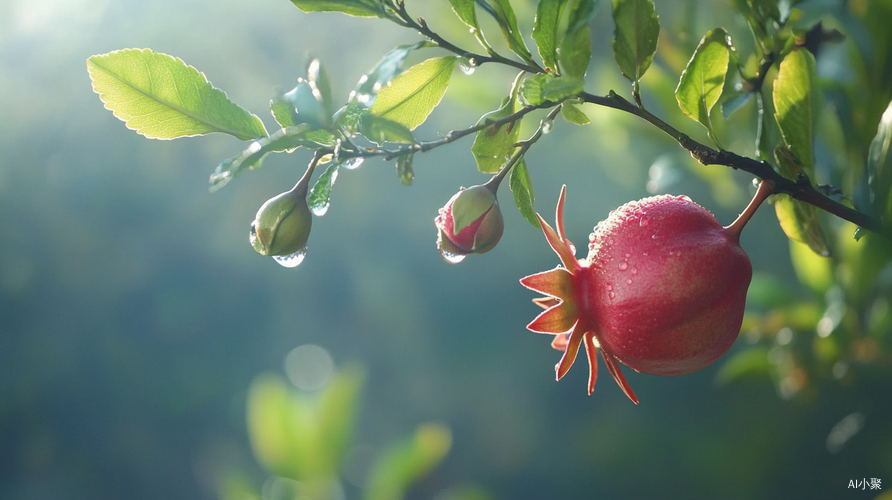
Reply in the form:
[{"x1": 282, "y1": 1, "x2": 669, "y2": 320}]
[
  {"x1": 249, "y1": 222, "x2": 259, "y2": 247},
  {"x1": 273, "y1": 247, "x2": 308, "y2": 268},
  {"x1": 311, "y1": 203, "x2": 329, "y2": 217},
  {"x1": 541, "y1": 120, "x2": 553, "y2": 134},
  {"x1": 342, "y1": 157, "x2": 364, "y2": 170},
  {"x1": 439, "y1": 249, "x2": 466, "y2": 264},
  {"x1": 618, "y1": 262, "x2": 628, "y2": 271},
  {"x1": 459, "y1": 57, "x2": 477, "y2": 75}
]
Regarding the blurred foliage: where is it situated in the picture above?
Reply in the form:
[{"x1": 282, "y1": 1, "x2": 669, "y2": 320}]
[{"x1": 219, "y1": 363, "x2": 466, "y2": 500}]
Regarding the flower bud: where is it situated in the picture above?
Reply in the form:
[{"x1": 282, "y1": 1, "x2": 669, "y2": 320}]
[
  {"x1": 250, "y1": 188, "x2": 312, "y2": 257},
  {"x1": 435, "y1": 184, "x2": 504, "y2": 262}
]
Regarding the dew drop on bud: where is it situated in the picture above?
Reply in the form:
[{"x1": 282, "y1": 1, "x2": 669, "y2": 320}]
[
  {"x1": 342, "y1": 157, "x2": 364, "y2": 170},
  {"x1": 439, "y1": 249, "x2": 466, "y2": 264},
  {"x1": 676, "y1": 195, "x2": 692, "y2": 202},
  {"x1": 609, "y1": 291, "x2": 615, "y2": 300},
  {"x1": 627, "y1": 278, "x2": 632, "y2": 284},
  {"x1": 618, "y1": 262, "x2": 628, "y2": 271},
  {"x1": 273, "y1": 247, "x2": 308, "y2": 268},
  {"x1": 249, "y1": 222, "x2": 259, "y2": 247},
  {"x1": 631, "y1": 267, "x2": 638, "y2": 276},
  {"x1": 639, "y1": 216, "x2": 650, "y2": 227}
]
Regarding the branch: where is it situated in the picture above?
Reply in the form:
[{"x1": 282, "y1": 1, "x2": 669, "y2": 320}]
[
  {"x1": 388, "y1": 0, "x2": 543, "y2": 74},
  {"x1": 333, "y1": 101, "x2": 558, "y2": 162},
  {"x1": 579, "y1": 91, "x2": 884, "y2": 233}
]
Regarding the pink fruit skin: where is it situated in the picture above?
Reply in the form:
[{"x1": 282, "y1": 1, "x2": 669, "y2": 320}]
[{"x1": 579, "y1": 195, "x2": 752, "y2": 376}]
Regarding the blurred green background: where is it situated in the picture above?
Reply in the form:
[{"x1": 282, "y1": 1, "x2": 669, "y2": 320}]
[{"x1": 1, "y1": 0, "x2": 891, "y2": 499}]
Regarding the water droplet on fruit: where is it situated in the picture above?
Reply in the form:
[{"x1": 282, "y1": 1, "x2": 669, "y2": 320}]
[
  {"x1": 618, "y1": 262, "x2": 628, "y2": 271},
  {"x1": 273, "y1": 247, "x2": 308, "y2": 268},
  {"x1": 342, "y1": 157, "x2": 364, "y2": 170}
]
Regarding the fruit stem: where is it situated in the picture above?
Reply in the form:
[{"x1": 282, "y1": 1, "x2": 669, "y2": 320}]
[{"x1": 725, "y1": 179, "x2": 775, "y2": 243}]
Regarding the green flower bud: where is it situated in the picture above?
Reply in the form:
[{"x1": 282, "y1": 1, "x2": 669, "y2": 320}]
[
  {"x1": 434, "y1": 184, "x2": 504, "y2": 263},
  {"x1": 250, "y1": 188, "x2": 312, "y2": 258}
]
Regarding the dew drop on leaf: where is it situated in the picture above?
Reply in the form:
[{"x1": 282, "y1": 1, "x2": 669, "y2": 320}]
[{"x1": 273, "y1": 247, "x2": 308, "y2": 268}]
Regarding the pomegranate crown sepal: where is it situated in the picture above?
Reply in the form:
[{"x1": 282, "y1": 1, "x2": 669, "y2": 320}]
[{"x1": 519, "y1": 186, "x2": 639, "y2": 404}]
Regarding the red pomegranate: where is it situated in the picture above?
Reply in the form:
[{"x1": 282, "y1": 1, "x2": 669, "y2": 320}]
[{"x1": 520, "y1": 182, "x2": 772, "y2": 403}]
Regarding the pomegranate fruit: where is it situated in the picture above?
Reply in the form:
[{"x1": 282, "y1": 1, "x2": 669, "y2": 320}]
[{"x1": 520, "y1": 182, "x2": 772, "y2": 403}]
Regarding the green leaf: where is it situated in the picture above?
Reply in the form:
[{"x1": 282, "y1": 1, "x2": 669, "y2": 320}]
[
  {"x1": 715, "y1": 348, "x2": 771, "y2": 385},
  {"x1": 307, "y1": 59, "x2": 334, "y2": 119},
  {"x1": 396, "y1": 153, "x2": 415, "y2": 185},
  {"x1": 867, "y1": 100, "x2": 892, "y2": 219},
  {"x1": 360, "y1": 114, "x2": 416, "y2": 145},
  {"x1": 772, "y1": 148, "x2": 830, "y2": 256},
  {"x1": 773, "y1": 47, "x2": 819, "y2": 174},
  {"x1": 317, "y1": 365, "x2": 365, "y2": 474},
  {"x1": 209, "y1": 125, "x2": 333, "y2": 192},
  {"x1": 270, "y1": 97, "x2": 297, "y2": 129},
  {"x1": 284, "y1": 80, "x2": 332, "y2": 129},
  {"x1": 789, "y1": 239, "x2": 834, "y2": 294},
  {"x1": 449, "y1": 0, "x2": 478, "y2": 28},
  {"x1": 611, "y1": 0, "x2": 660, "y2": 86},
  {"x1": 356, "y1": 41, "x2": 435, "y2": 103},
  {"x1": 290, "y1": 0, "x2": 382, "y2": 17},
  {"x1": 510, "y1": 158, "x2": 540, "y2": 228},
  {"x1": 472, "y1": 74, "x2": 525, "y2": 173},
  {"x1": 558, "y1": 0, "x2": 599, "y2": 80},
  {"x1": 533, "y1": 0, "x2": 569, "y2": 72},
  {"x1": 561, "y1": 101, "x2": 591, "y2": 125},
  {"x1": 480, "y1": 0, "x2": 534, "y2": 62},
  {"x1": 371, "y1": 56, "x2": 458, "y2": 130},
  {"x1": 308, "y1": 162, "x2": 340, "y2": 216},
  {"x1": 520, "y1": 73, "x2": 585, "y2": 106},
  {"x1": 721, "y1": 90, "x2": 753, "y2": 120},
  {"x1": 87, "y1": 49, "x2": 267, "y2": 140},
  {"x1": 472, "y1": 97, "x2": 521, "y2": 173},
  {"x1": 365, "y1": 423, "x2": 452, "y2": 500},
  {"x1": 675, "y1": 29, "x2": 732, "y2": 145},
  {"x1": 334, "y1": 99, "x2": 370, "y2": 132},
  {"x1": 246, "y1": 374, "x2": 315, "y2": 478},
  {"x1": 448, "y1": 0, "x2": 494, "y2": 52}
]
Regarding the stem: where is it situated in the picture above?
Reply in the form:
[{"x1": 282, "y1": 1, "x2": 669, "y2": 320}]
[
  {"x1": 578, "y1": 91, "x2": 884, "y2": 233},
  {"x1": 725, "y1": 179, "x2": 775, "y2": 242},
  {"x1": 293, "y1": 151, "x2": 323, "y2": 199},
  {"x1": 487, "y1": 105, "x2": 564, "y2": 190}
]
